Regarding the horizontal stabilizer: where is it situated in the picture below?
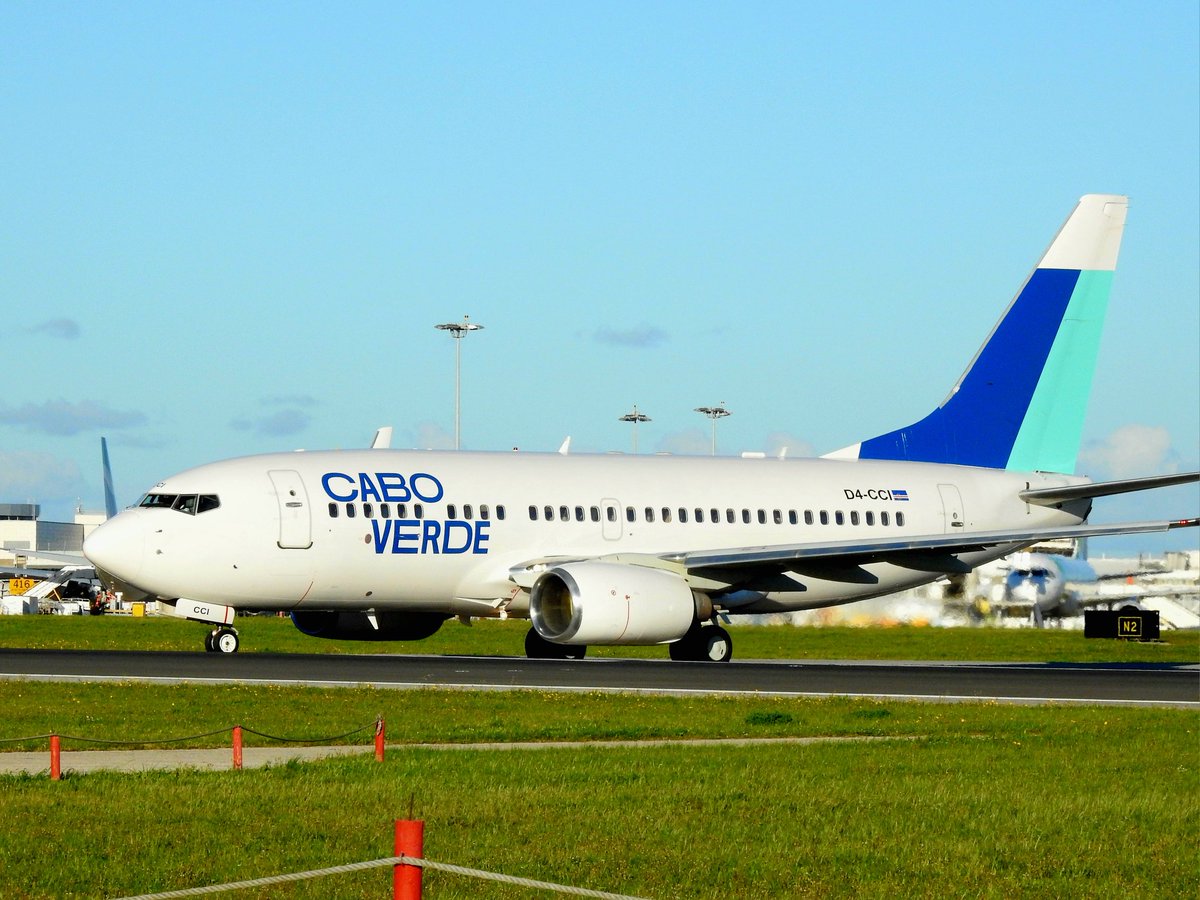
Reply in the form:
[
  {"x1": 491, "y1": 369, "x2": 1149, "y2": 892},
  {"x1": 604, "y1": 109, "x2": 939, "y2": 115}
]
[{"x1": 1020, "y1": 471, "x2": 1200, "y2": 506}]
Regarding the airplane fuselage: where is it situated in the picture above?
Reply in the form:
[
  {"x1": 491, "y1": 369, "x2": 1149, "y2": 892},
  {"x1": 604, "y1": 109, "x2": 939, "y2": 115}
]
[{"x1": 85, "y1": 449, "x2": 1089, "y2": 619}]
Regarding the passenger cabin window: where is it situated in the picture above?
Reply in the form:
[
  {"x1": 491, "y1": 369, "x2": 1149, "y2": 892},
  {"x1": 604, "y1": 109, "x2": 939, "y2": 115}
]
[
  {"x1": 881, "y1": 511, "x2": 890, "y2": 526},
  {"x1": 626, "y1": 506, "x2": 636, "y2": 522},
  {"x1": 678, "y1": 508, "x2": 688, "y2": 523},
  {"x1": 711, "y1": 508, "x2": 720, "y2": 523},
  {"x1": 363, "y1": 503, "x2": 374, "y2": 519},
  {"x1": 591, "y1": 506, "x2": 601, "y2": 522},
  {"x1": 447, "y1": 504, "x2": 457, "y2": 519},
  {"x1": 414, "y1": 504, "x2": 424, "y2": 520},
  {"x1": 496, "y1": 505, "x2": 506, "y2": 520},
  {"x1": 529, "y1": 505, "x2": 538, "y2": 521},
  {"x1": 726, "y1": 509, "x2": 735, "y2": 524},
  {"x1": 757, "y1": 509, "x2": 766, "y2": 524},
  {"x1": 865, "y1": 511, "x2": 874, "y2": 526},
  {"x1": 559, "y1": 505, "x2": 569, "y2": 521},
  {"x1": 741, "y1": 509, "x2": 750, "y2": 524},
  {"x1": 662, "y1": 507, "x2": 673, "y2": 523},
  {"x1": 819, "y1": 511, "x2": 829, "y2": 525},
  {"x1": 773, "y1": 509, "x2": 782, "y2": 525},
  {"x1": 380, "y1": 503, "x2": 391, "y2": 519},
  {"x1": 835, "y1": 511, "x2": 845, "y2": 525},
  {"x1": 463, "y1": 504, "x2": 473, "y2": 520},
  {"x1": 345, "y1": 503, "x2": 356, "y2": 519},
  {"x1": 850, "y1": 511, "x2": 860, "y2": 526},
  {"x1": 645, "y1": 507, "x2": 655, "y2": 523},
  {"x1": 544, "y1": 505, "x2": 554, "y2": 521},
  {"x1": 896, "y1": 512, "x2": 905, "y2": 527},
  {"x1": 805, "y1": 510, "x2": 814, "y2": 525},
  {"x1": 695, "y1": 508, "x2": 704, "y2": 523},
  {"x1": 606, "y1": 507, "x2": 617, "y2": 522},
  {"x1": 397, "y1": 503, "x2": 408, "y2": 518},
  {"x1": 480, "y1": 505, "x2": 490, "y2": 520},
  {"x1": 788, "y1": 510, "x2": 798, "y2": 525},
  {"x1": 328, "y1": 502, "x2": 338, "y2": 518}
]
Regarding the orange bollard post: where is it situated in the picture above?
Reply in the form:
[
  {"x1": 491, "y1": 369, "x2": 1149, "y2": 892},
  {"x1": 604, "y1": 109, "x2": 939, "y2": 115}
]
[
  {"x1": 375, "y1": 717, "x2": 385, "y2": 762},
  {"x1": 49, "y1": 734, "x2": 61, "y2": 781},
  {"x1": 394, "y1": 819, "x2": 424, "y2": 900},
  {"x1": 232, "y1": 725, "x2": 243, "y2": 770}
]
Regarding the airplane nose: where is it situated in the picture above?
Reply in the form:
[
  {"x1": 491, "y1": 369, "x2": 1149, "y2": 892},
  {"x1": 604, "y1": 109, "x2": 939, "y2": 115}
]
[{"x1": 84, "y1": 513, "x2": 146, "y2": 584}]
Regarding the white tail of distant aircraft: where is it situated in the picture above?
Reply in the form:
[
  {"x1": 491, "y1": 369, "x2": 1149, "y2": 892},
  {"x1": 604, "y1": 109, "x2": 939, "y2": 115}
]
[{"x1": 84, "y1": 195, "x2": 1199, "y2": 659}]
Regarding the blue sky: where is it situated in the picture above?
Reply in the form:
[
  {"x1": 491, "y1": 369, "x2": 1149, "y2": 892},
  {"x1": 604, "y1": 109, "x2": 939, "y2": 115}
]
[{"x1": 2, "y1": 1, "x2": 1197, "y2": 555}]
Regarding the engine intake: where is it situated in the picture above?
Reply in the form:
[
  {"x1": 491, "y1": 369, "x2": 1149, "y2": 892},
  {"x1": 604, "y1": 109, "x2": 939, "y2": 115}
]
[{"x1": 530, "y1": 561, "x2": 696, "y2": 645}]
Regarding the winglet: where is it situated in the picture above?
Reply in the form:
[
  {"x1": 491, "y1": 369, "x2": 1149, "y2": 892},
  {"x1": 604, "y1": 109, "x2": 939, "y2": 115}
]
[{"x1": 370, "y1": 426, "x2": 393, "y2": 449}]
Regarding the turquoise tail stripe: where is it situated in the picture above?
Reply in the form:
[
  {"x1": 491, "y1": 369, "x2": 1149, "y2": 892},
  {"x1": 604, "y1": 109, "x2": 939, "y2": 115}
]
[{"x1": 1006, "y1": 269, "x2": 1112, "y2": 473}]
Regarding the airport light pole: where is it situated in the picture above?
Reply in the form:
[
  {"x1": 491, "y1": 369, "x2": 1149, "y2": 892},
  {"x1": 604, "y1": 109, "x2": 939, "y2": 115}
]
[
  {"x1": 694, "y1": 403, "x2": 730, "y2": 456},
  {"x1": 434, "y1": 315, "x2": 484, "y2": 450},
  {"x1": 618, "y1": 405, "x2": 651, "y2": 453}
]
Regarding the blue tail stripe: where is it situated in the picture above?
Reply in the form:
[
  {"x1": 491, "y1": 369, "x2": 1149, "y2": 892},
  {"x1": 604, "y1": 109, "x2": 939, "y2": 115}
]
[{"x1": 857, "y1": 268, "x2": 1081, "y2": 469}]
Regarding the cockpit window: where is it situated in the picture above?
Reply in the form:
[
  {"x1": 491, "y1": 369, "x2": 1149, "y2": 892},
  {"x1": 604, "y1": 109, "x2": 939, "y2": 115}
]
[{"x1": 139, "y1": 493, "x2": 220, "y2": 515}]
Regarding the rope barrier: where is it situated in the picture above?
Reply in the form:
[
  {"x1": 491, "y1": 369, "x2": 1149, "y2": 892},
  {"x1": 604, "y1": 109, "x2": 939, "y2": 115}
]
[
  {"x1": 0, "y1": 720, "x2": 378, "y2": 749},
  {"x1": 113, "y1": 854, "x2": 647, "y2": 900}
]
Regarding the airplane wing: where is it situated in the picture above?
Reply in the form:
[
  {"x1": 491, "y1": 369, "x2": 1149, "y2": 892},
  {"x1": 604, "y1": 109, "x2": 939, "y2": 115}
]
[
  {"x1": 673, "y1": 517, "x2": 1199, "y2": 573},
  {"x1": 1020, "y1": 471, "x2": 1199, "y2": 505}
]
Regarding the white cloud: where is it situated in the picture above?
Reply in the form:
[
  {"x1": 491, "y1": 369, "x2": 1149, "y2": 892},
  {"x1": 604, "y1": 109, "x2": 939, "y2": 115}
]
[
  {"x1": 1078, "y1": 424, "x2": 1178, "y2": 479},
  {"x1": 656, "y1": 427, "x2": 712, "y2": 455},
  {"x1": 30, "y1": 318, "x2": 81, "y2": 340},
  {"x1": 592, "y1": 324, "x2": 668, "y2": 348},
  {"x1": 411, "y1": 421, "x2": 455, "y2": 450},
  {"x1": 0, "y1": 400, "x2": 146, "y2": 436},
  {"x1": 231, "y1": 408, "x2": 311, "y2": 437},
  {"x1": 0, "y1": 451, "x2": 85, "y2": 505},
  {"x1": 763, "y1": 431, "x2": 817, "y2": 458}
]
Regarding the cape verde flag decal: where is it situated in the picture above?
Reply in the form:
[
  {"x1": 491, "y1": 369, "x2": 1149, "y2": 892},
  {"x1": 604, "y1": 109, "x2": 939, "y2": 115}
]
[{"x1": 892, "y1": 489, "x2": 909, "y2": 501}]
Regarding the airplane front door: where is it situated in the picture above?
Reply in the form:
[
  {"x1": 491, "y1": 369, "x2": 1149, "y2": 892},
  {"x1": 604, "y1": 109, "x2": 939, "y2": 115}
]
[{"x1": 268, "y1": 470, "x2": 313, "y2": 549}]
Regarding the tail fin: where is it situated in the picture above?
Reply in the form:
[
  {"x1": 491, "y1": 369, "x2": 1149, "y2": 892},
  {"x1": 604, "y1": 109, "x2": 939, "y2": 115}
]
[
  {"x1": 101, "y1": 436, "x2": 118, "y2": 519},
  {"x1": 828, "y1": 194, "x2": 1128, "y2": 473}
]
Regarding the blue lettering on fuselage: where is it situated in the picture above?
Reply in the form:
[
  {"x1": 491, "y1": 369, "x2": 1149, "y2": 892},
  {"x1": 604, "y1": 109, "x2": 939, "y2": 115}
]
[
  {"x1": 321, "y1": 471, "x2": 444, "y2": 504},
  {"x1": 370, "y1": 519, "x2": 490, "y2": 555}
]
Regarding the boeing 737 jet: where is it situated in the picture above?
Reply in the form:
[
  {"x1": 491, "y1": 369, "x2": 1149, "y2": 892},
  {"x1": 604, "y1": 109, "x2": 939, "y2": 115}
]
[{"x1": 83, "y1": 194, "x2": 1198, "y2": 659}]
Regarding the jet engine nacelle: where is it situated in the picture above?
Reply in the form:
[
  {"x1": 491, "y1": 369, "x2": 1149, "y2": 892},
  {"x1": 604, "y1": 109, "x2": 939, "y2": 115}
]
[
  {"x1": 290, "y1": 610, "x2": 449, "y2": 641},
  {"x1": 529, "y1": 561, "x2": 696, "y2": 645}
]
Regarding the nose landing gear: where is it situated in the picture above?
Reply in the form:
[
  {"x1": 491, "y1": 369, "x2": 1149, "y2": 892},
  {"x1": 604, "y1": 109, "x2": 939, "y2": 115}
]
[{"x1": 204, "y1": 627, "x2": 240, "y2": 653}]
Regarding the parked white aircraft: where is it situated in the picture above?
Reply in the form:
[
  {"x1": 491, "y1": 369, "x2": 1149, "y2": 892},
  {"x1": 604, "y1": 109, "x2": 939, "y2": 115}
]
[
  {"x1": 1003, "y1": 551, "x2": 1199, "y2": 627},
  {"x1": 83, "y1": 194, "x2": 1198, "y2": 659}
]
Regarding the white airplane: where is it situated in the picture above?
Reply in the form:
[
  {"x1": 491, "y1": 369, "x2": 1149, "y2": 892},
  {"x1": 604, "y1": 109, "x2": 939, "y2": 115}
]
[
  {"x1": 83, "y1": 194, "x2": 1199, "y2": 659},
  {"x1": 1002, "y1": 551, "x2": 1199, "y2": 627}
]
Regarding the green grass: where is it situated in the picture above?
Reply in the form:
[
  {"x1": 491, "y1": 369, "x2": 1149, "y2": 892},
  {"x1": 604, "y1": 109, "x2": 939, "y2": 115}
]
[
  {"x1": 1, "y1": 613, "x2": 1197, "y2": 663},
  {"x1": 0, "y1": 688, "x2": 1196, "y2": 898}
]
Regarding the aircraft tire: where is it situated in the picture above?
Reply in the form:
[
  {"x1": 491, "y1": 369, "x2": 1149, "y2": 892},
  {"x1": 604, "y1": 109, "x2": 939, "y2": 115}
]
[
  {"x1": 524, "y1": 627, "x2": 586, "y2": 660},
  {"x1": 204, "y1": 631, "x2": 216, "y2": 653},
  {"x1": 214, "y1": 629, "x2": 240, "y2": 654},
  {"x1": 700, "y1": 625, "x2": 733, "y2": 662}
]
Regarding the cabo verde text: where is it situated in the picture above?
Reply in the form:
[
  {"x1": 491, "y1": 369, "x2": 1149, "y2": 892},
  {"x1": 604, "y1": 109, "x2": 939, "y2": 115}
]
[{"x1": 321, "y1": 471, "x2": 490, "y2": 555}]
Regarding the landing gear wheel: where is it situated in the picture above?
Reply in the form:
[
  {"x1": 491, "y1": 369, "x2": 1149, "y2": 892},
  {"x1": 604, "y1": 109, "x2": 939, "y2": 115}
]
[
  {"x1": 204, "y1": 631, "x2": 216, "y2": 653},
  {"x1": 669, "y1": 623, "x2": 733, "y2": 662},
  {"x1": 213, "y1": 628, "x2": 240, "y2": 654},
  {"x1": 524, "y1": 627, "x2": 587, "y2": 660},
  {"x1": 699, "y1": 625, "x2": 732, "y2": 662}
]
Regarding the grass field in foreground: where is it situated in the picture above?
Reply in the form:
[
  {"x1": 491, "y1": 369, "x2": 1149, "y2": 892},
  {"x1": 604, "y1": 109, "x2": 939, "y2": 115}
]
[
  {"x1": 0, "y1": 688, "x2": 1196, "y2": 899},
  {"x1": 1, "y1": 613, "x2": 1197, "y2": 663}
]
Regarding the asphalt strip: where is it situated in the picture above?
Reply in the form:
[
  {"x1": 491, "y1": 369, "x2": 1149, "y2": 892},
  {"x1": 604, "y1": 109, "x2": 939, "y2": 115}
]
[{"x1": 0, "y1": 735, "x2": 908, "y2": 776}]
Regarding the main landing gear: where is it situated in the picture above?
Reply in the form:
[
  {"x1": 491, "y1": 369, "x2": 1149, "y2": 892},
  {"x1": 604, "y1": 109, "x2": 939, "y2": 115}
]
[
  {"x1": 204, "y1": 627, "x2": 240, "y2": 654},
  {"x1": 524, "y1": 628, "x2": 587, "y2": 660},
  {"x1": 669, "y1": 621, "x2": 733, "y2": 662}
]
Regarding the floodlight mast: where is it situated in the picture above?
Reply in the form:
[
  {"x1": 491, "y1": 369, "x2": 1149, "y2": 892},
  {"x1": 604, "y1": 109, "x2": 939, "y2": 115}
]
[
  {"x1": 694, "y1": 403, "x2": 730, "y2": 456},
  {"x1": 434, "y1": 315, "x2": 484, "y2": 450},
  {"x1": 618, "y1": 405, "x2": 651, "y2": 453}
]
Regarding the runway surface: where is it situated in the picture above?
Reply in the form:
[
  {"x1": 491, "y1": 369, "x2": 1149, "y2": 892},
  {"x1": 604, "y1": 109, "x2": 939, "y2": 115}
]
[{"x1": 0, "y1": 648, "x2": 1196, "y2": 706}]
